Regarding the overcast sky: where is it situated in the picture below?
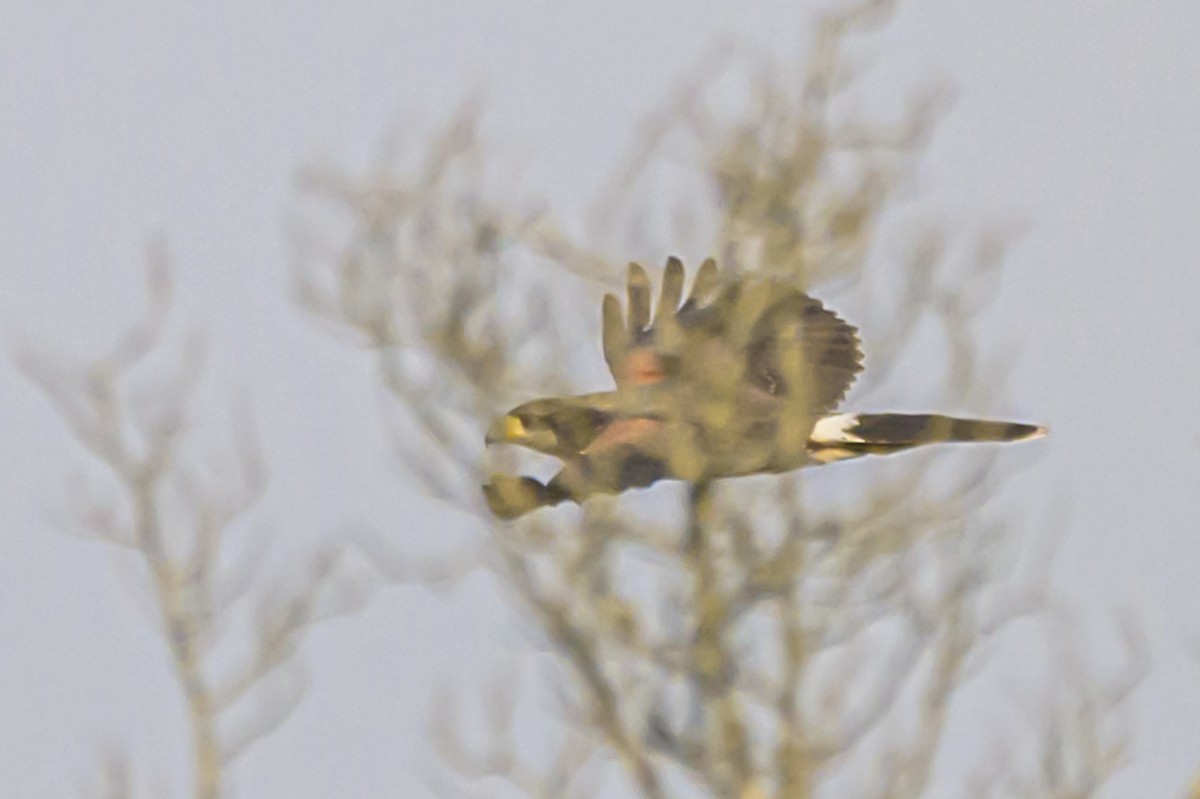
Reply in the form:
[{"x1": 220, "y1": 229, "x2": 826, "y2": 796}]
[{"x1": 2, "y1": 1, "x2": 1199, "y2": 797}]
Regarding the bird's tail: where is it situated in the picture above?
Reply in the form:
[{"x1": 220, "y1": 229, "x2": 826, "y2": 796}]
[{"x1": 807, "y1": 412, "x2": 1046, "y2": 463}]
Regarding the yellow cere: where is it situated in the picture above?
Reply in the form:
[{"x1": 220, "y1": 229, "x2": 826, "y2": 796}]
[{"x1": 505, "y1": 415, "x2": 527, "y2": 439}]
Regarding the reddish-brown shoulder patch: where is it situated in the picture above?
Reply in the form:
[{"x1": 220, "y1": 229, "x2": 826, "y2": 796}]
[{"x1": 621, "y1": 348, "x2": 665, "y2": 385}]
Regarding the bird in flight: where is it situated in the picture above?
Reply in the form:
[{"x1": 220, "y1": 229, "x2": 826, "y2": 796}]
[{"x1": 483, "y1": 257, "x2": 1044, "y2": 519}]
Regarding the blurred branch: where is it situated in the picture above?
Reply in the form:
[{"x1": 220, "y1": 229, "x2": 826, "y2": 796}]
[
  {"x1": 21, "y1": 249, "x2": 362, "y2": 799},
  {"x1": 967, "y1": 615, "x2": 1147, "y2": 799},
  {"x1": 682, "y1": 481, "x2": 756, "y2": 797},
  {"x1": 428, "y1": 669, "x2": 606, "y2": 799}
]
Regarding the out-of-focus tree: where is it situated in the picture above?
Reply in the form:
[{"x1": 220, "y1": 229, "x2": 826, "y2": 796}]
[
  {"x1": 19, "y1": 1, "x2": 1166, "y2": 797},
  {"x1": 19, "y1": 243, "x2": 365, "y2": 799},
  {"x1": 293, "y1": 1, "x2": 1149, "y2": 798}
]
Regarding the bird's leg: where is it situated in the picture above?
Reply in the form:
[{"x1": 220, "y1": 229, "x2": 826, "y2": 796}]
[{"x1": 482, "y1": 474, "x2": 570, "y2": 519}]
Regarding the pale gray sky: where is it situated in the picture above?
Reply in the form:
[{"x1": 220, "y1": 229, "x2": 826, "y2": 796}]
[{"x1": 2, "y1": 1, "x2": 1199, "y2": 797}]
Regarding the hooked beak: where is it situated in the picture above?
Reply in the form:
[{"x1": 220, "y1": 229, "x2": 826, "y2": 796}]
[{"x1": 485, "y1": 414, "x2": 526, "y2": 445}]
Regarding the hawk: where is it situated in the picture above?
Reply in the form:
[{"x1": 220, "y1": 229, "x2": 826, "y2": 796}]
[{"x1": 483, "y1": 257, "x2": 1044, "y2": 519}]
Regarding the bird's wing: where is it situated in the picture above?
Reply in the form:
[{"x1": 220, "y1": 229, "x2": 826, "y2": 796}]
[
  {"x1": 740, "y1": 286, "x2": 864, "y2": 416},
  {"x1": 601, "y1": 258, "x2": 863, "y2": 415},
  {"x1": 602, "y1": 256, "x2": 720, "y2": 388}
]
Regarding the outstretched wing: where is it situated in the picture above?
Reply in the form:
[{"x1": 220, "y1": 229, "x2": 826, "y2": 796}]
[
  {"x1": 602, "y1": 256, "x2": 721, "y2": 388},
  {"x1": 741, "y1": 287, "x2": 864, "y2": 415},
  {"x1": 601, "y1": 258, "x2": 863, "y2": 415}
]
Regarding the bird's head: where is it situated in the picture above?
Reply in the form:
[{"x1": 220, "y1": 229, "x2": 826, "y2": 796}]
[{"x1": 485, "y1": 396, "x2": 611, "y2": 459}]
